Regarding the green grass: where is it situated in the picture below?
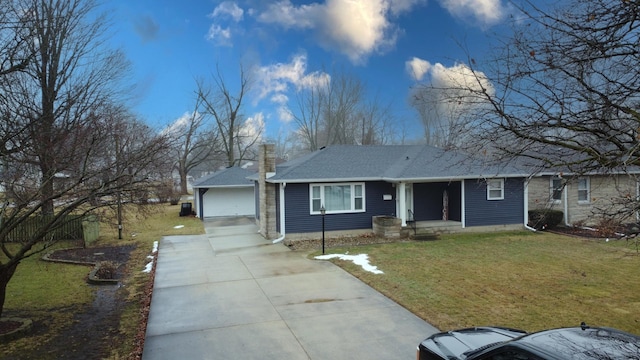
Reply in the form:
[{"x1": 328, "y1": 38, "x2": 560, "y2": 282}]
[
  {"x1": 313, "y1": 231, "x2": 640, "y2": 334},
  {"x1": 1, "y1": 202, "x2": 205, "y2": 359}
]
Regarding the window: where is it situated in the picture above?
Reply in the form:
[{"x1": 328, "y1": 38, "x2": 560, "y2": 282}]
[
  {"x1": 550, "y1": 177, "x2": 563, "y2": 202},
  {"x1": 487, "y1": 179, "x2": 504, "y2": 200},
  {"x1": 578, "y1": 177, "x2": 590, "y2": 202},
  {"x1": 310, "y1": 183, "x2": 365, "y2": 214}
]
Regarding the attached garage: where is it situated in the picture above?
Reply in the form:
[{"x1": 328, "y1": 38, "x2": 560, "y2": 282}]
[
  {"x1": 192, "y1": 167, "x2": 256, "y2": 218},
  {"x1": 201, "y1": 187, "x2": 254, "y2": 217}
]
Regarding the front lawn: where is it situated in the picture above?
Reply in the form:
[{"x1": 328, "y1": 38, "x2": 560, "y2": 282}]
[{"x1": 317, "y1": 231, "x2": 640, "y2": 334}]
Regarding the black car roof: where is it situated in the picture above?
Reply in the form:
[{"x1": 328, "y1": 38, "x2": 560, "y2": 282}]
[
  {"x1": 517, "y1": 326, "x2": 640, "y2": 359},
  {"x1": 419, "y1": 325, "x2": 640, "y2": 360}
]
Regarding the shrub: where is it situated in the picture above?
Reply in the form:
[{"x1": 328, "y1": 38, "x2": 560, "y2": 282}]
[
  {"x1": 95, "y1": 261, "x2": 119, "y2": 279},
  {"x1": 528, "y1": 209, "x2": 564, "y2": 230},
  {"x1": 594, "y1": 217, "x2": 622, "y2": 238}
]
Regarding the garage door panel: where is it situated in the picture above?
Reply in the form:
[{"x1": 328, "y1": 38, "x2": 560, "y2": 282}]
[{"x1": 203, "y1": 187, "x2": 254, "y2": 217}]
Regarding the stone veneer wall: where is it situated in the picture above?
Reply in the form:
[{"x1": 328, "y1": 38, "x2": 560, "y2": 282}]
[{"x1": 258, "y1": 144, "x2": 278, "y2": 239}]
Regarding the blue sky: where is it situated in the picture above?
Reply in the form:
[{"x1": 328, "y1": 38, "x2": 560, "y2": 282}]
[{"x1": 105, "y1": 0, "x2": 513, "y2": 140}]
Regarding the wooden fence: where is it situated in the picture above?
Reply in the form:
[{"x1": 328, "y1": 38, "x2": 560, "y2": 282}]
[{"x1": 4, "y1": 215, "x2": 100, "y2": 244}]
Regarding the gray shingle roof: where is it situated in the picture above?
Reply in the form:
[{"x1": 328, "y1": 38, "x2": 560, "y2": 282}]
[
  {"x1": 268, "y1": 145, "x2": 528, "y2": 183},
  {"x1": 193, "y1": 166, "x2": 256, "y2": 188}
]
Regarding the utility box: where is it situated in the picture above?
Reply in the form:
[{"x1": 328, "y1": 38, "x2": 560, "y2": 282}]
[{"x1": 179, "y1": 202, "x2": 192, "y2": 217}]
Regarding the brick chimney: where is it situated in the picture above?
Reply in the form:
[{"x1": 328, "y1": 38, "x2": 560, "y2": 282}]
[{"x1": 258, "y1": 144, "x2": 277, "y2": 239}]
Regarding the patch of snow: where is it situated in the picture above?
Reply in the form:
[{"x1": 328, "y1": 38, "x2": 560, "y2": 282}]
[
  {"x1": 173, "y1": 225, "x2": 184, "y2": 229},
  {"x1": 314, "y1": 253, "x2": 384, "y2": 274},
  {"x1": 142, "y1": 241, "x2": 159, "y2": 273}
]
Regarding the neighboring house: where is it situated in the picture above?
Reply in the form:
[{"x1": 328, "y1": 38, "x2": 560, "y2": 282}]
[
  {"x1": 192, "y1": 166, "x2": 257, "y2": 218},
  {"x1": 527, "y1": 171, "x2": 639, "y2": 226},
  {"x1": 254, "y1": 144, "x2": 531, "y2": 241}
]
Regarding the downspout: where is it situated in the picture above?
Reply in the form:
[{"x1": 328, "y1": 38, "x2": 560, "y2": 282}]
[
  {"x1": 523, "y1": 178, "x2": 536, "y2": 232},
  {"x1": 564, "y1": 181, "x2": 570, "y2": 226},
  {"x1": 461, "y1": 179, "x2": 466, "y2": 228},
  {"x1": 272, "y1": 182, "x2": 286, "y2": 244}
]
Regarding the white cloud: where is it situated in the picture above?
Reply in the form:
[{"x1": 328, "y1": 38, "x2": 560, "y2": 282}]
[
  {"x1": 253, "y1": 54, "x2": 330, "y2": 124},
  {"x1": 438, "y1": 0, "x2": 504, "y2": 26},
  {"x1": 270, "y1": 93, "x2": 289, "y2": 104},
  {"x1": 257, "y1": 0, "x2": 426, "y2": 64},
  {"x1": 162, "y1": 111, "x2": 200, "y2": 136},
  {"x1": 277, "y1": 105, "x2": 294, "y2": 123},
  {"x1": 409, "y1": 59, "x2": 494, "y2": 120},
  {"x1": 253, "y1": 53, "x2": 330, "y2": 101},
  {"x1": 210, "y1": 1, "x2": 244, "y2": 22},
  {"x1": 206, "y1": 25, "x2": 232, "y2": 46},
  {"x1": 241, "y1": 113, "x2": 265, "y2": 143},
  {"x1": 429, "y1": 62, "x2": 492, "y2": 94},
  {"x1": 206, "y1": 2, "x2": 244, "y2": 46},
  {"x1": 405, "y1": 57, "x2": 432, "y2": 81}
]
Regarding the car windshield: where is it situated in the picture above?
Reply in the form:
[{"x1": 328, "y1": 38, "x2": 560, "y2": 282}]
[{"x1": 520, "y1": 328, "x2": 640, "y2": 359}]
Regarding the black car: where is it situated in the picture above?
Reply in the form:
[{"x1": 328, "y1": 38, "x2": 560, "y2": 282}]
[{"x1": 417, "y1": 323, "x2": 640, "y2": 359}]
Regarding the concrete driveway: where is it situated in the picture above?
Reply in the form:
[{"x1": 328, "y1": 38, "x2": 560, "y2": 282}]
[{"x1": 142, "y1": 217, "x2": 438, "y2": 359}]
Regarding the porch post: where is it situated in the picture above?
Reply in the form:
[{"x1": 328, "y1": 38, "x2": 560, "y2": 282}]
[{"x1": 399, "y1": 182, "x2": 407, "y2": 226}]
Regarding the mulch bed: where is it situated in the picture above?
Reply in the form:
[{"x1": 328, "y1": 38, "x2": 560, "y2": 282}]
[
  {"x1": 549, "y1": 224, "x2": 640, "y2": 239},
  {"x1": 46, "y1": 245, "x2": 136, "y2": 265}
]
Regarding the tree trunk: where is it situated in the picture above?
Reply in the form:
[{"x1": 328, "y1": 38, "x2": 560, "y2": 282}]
[
  {"x1": 179, "y1": 168, "x2": 188, "y2": 194},
  {"x1": 0, "y1": 262, "x2": 19, "y2": 319}
]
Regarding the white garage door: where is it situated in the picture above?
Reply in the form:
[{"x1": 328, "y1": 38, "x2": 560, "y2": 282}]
[{"x1": 202, "y1": 187, "x2": 255, "y2": 217}]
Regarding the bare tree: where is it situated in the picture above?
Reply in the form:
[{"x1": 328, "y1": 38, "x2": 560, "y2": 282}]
[
  {"x1": 410, "y1": 63, "x2": 493, "y2": 149},
  {"x1": 456, "y1": 0, "x2": 640, "y2": 219},
  {"x1": 197, "y1": 64, "x2": 260, "y2": 167},
  {"x1": 0, "y1": 0, "x2": 168, "y2": 319},
  {"x1": 291, "y1": 83, "x2": 326, "y2": 151},
  {"x1": 165, "y1": 97, "x2": 221, "y2": 194},
  {"x1": 291, "y1": 70, "x2": 396, "y2": 151},
  {"x1": 469, "y1": 0, "x2": 640, "y2": 170}
]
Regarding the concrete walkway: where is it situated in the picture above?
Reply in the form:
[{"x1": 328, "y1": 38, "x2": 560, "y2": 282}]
[{"x1": 142, "y1": 218, "x2": 438, "y2": 359}]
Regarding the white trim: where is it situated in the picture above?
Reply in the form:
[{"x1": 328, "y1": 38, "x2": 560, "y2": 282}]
[
  {"x1": 487, "y1": 178, "x2": 505, "y2": 200},
  {"x1": 279, "y1": 182, "x2": 286, "y2": 235},
  {"x1": 461, "y1": 179, "x2": 466, "y2": 228},
  {"x1": 309, "y1": 182, "x2": 366, "y2": 214}
]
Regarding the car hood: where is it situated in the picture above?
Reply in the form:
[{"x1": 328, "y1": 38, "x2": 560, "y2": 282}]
[{"x1": 418, "y1": 327, "x2": 527, "y2": 359}]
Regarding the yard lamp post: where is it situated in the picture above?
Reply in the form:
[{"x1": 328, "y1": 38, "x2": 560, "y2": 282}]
[{"x1": 320, "y1": 205, "x2": 326, "y2": 254}]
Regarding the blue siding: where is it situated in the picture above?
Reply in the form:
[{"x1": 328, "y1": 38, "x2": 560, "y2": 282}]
[
  {"x1": 464, "y1": 178, "x2": 524, "y2": 227},
  {"x1": 284, "y1": 181, "x2": 396, "y2": 233},
  {"x1": 413, "y1": 182, "x2": 462, "y2": 221}
]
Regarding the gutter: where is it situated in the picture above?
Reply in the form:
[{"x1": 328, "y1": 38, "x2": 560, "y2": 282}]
[{"x1": 266, "y1": 174, "x2": 532, "y2": 184}]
